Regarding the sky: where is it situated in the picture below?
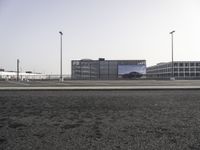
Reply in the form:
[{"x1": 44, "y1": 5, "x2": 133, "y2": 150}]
[{"x1": 0, "y1": 0, "x2": 200, "y2": 74}]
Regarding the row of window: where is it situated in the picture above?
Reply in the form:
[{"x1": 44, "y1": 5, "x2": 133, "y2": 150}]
[
  {"x1": 148, "y1": 62, "x2": 200, "y2": 70},
  {"x1": 72, "y1": 61, "x2": 145, "y2": 66},
  {"x1": 174, "y1": 62, "x2": 200, "y2": 67},
  {"x1": 148, "y1": 67, "x2": 200, "y2": 73},
  {"x1": 149, "y1": 73, "x2": 200, "y2": 77}
]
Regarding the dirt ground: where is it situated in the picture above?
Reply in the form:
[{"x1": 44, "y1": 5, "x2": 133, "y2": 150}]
[{"x1": 0, "y1": 90, "x2": 200, "y2": 150}]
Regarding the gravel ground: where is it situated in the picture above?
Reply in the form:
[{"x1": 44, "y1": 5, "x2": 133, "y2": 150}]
[{"x1": 0, "y1": 90, "x2": 200, "y2": 150}]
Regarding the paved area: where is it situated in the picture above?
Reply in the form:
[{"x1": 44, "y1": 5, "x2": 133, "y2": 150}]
[
  {"x1": 1, "y1": 80, "x2": 200, "y2": 88},
  {"x1": 1, "y1": 90, "x2": 200, "y2": 149}
]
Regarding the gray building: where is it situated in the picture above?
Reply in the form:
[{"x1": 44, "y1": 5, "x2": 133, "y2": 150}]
[
  {"x1": 147, "y1": 61, "x2": 200, "y2": 79},
  {"x1": 71, "y1": 58, "x2": 146, "y2": 80}
]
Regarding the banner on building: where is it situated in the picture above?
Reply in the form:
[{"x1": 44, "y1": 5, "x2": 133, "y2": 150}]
[{"x1": 118, "y1": 64, "x2": 146, "y2": 78}]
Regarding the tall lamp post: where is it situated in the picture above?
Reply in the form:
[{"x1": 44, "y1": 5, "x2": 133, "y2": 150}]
[
  {"x1": 59, "y1": 31, "x2": 63, "y2": 82},
  {"x1": 170, "y1": 30, "x2": 175, "y2": 79},
  {"x1": 17, "y1": 59, "x2": 19, "y2": 81}
]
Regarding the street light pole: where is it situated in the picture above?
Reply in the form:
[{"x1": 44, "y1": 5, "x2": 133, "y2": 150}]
[
  {"x1": 170, "y1": 30, "x2": 175, "y2": 79},
  {"x1": 59, "y1": 31, "x2": 63, "y2": 82},
  {"x1": 17, "y1": 59, "x2": 19, "y2": 81}
]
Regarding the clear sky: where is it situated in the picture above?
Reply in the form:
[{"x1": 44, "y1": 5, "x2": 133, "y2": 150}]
[{"x1": 0, "y1": 0, "x2": 200, "y2": 74}]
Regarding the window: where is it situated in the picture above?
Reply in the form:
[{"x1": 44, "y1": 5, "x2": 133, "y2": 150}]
[
  {"x1": 190, "y1": 68, "x2": 195, "y2": 71},
  {"x1": 179, "y1": 73, "x2": 184, "y2": 76},
  {"x1": 185, "y1": 73, "x2": 189, "y2": 76},
  {"x1": 196, "y1": 63, "x2": 200, "y2": 66},
  {"x1": 197, "y1": 73, "x2": 200, "y2": 76},
  {"x1": 174, "y1": 63, "x2": 178, "y2": 67},
  {"x1": 179, "y1": 68, "x2": 184, "y2": 71},
  {"x1": 174, "y1": 73, "x2": 178, "y2": 76},
  {"x1": 191, "y1": 73, "x2": 195, "y2": 76},
  {"x1": 185, "y1": 68, "x2": 189, "y2": 71},
  {"x1": 196, "y1": 68, "x2": 200, "y2": 71}
]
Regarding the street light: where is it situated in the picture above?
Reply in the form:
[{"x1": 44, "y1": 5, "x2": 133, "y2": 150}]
[
  {"x1": 59, "y1": 31, "x2": 63, "y2": 82},
  {"x1": 17, "y1": 59, "x2": 19, "y2": 81},
  {"x1": 170, "y1": 30, "x2": 175, "y2": 79}
]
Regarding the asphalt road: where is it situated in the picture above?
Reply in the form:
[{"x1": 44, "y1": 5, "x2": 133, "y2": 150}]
[{"x1": 1, "y1": 90, "x2": 200, "y2": 150}]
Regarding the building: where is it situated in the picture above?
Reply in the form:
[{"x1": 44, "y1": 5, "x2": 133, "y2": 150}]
[
  {"x1": 147, "y1": 61, "x2": 200, "y2": 79},
  {"x1": 0, "y1": 70, "x2": 47, "y2": 80},
  {"x1": 71, "y1": 58, "x2": 146, "y2": 80}
]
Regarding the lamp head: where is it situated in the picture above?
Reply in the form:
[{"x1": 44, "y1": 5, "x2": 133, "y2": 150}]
[
  {"x1": 59, "y1": 31, "x2": 63, "y2": 35},
  {"x1": 170, "y1": 30, "x2": 175, "y2": 34}
]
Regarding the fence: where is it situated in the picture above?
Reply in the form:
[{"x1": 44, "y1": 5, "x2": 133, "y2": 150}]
[{"x1": 1, "y1": 73, "x2": 200, "y2": 81}]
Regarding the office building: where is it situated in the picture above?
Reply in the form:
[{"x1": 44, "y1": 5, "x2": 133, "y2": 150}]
[
  {"x1": 71, "y1": 58, "x2": 146, "y2": 80},
  {"x1": 147, "y1": 61, "x2": 200, "y2": 79}
]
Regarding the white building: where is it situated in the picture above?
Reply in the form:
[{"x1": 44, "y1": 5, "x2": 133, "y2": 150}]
[
  {"x1": 147, "y1": 61, "x2": 200, "y2": 79},
  {"x1": 0, "y1": 71, "x2": 47, "y2": 80}
]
